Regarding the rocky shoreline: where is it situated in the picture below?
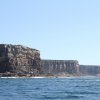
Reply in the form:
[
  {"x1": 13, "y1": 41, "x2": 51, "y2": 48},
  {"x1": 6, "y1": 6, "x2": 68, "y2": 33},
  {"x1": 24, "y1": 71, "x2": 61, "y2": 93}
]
[
  {"x1": 0, "y1": 44, "x2": 100, "y2": 77},
  {"x1": 0, "y1": 72, "x2": 80, "y2": 78}
]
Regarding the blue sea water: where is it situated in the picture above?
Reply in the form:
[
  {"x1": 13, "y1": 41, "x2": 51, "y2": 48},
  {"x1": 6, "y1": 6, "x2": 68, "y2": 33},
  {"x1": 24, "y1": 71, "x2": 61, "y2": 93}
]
[{"x1": 0, "y1": 76, "x2": 100, "y2": 100}]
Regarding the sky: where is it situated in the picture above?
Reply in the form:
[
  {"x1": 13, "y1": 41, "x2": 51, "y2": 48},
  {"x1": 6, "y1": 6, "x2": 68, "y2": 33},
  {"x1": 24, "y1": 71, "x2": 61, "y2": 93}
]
[{"x1": 0, "y1": 0, "x2": 100, "y2": 65}]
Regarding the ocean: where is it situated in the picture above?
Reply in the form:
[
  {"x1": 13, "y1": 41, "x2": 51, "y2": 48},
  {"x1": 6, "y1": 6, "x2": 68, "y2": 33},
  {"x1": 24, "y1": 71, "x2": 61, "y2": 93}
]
[{"x1": 0, "y1": 76, "x2": 100, "y2": 100}]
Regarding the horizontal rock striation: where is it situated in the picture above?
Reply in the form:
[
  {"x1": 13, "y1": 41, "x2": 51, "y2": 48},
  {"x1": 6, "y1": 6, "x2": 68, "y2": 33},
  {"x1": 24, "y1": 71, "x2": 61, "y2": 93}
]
[
  {"x1": 41, "y1": 60, "x2": 79, "y2": 76},
  {"x1": 0, "y1": 44, "x2": 41, "y2": 76}
]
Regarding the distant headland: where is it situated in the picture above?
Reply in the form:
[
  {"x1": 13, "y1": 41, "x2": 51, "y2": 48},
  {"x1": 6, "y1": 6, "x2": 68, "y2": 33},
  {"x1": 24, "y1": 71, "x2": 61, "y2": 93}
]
[{"x1": 0, "y1": 44, "x2": 100, "y2": 77}]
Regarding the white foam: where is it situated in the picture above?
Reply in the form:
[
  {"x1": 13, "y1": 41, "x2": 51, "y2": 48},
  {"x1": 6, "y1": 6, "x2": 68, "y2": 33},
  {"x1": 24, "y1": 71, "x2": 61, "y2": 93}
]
[
  {"x1": 0, "y1": 76, "x2": 46, "y2": 79},
  {"x1": 31, "y1": 77, "x2": 46, "y2": 78},
  {"x1": 0, "y1": 77, "x2": 18, "y2": 78}
]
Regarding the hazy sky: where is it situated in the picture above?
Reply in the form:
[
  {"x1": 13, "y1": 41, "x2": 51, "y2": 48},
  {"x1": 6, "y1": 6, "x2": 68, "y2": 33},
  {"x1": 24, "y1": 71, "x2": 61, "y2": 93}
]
[{"x1": 0, "y1": 0, "x2": 100, "y2": 65}]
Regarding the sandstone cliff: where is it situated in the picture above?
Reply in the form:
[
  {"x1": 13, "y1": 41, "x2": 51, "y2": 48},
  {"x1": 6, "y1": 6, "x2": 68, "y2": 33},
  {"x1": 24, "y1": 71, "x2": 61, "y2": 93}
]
[
  {"x1": 79, "y1": 65, "x2": 100, "y2": 76},
  {"x1": 41, "y1": 60, "x2": 79, "y2": 76},
  {"x1": 0, "y1": 44, "x2": 100, "y2": 77},
  {"x1": 0, "y1": 44, "x2": 41, "y2": 76}
]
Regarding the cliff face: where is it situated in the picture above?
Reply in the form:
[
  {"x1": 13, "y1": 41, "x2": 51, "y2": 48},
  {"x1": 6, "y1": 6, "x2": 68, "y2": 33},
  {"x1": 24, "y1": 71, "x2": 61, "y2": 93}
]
[
  {"x1": 0, "y1": 44, "x2": 100, "y2": 77},
  {"x1": 41, "y1": 60, "x2": 79, "y2": 75},
  {"x1": 80, "y1": 65, "x2": 100, "y2": 75},
  {"x1": 0, "y1": 44, "x2": 41, "y2": 76},
  {"x1": 40, "y1": 61, "x2": 100, "y2": 76}
]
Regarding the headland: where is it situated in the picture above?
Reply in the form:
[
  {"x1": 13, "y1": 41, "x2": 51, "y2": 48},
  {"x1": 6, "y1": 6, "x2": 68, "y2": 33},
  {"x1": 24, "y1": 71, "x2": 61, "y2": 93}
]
[{"x1": 0, "y1": 44, "x2": 100, "y2": 77}]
